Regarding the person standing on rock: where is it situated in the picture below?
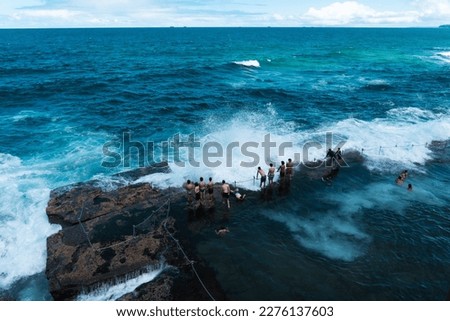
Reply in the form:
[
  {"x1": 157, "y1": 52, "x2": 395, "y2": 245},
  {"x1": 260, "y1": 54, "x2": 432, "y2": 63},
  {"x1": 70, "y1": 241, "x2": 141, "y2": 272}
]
[
  {"x1": 184, "y1": 179, "x2": 194, "y2": 203},
  {"x1": 286, "y1": 158, "x2": 294, "y2": 180},
  {"x1": 277, "y1": 160, "x2": 286, "y2": 180},
  {"x1": 207, "y1": 177, "x2": 214, "y2": 200},
  {"x1": 221, "y1": 180, "x2": 231, "y2": 209},
  {"x1": 199, "y1": 177, "x2": 206, "y2": 199},
  {"x1": 256, "y1": 167, "x2": 266, "y2": 188},
  {"x1": 194, "y1": 182, "x2": 201, "y2": 201},
  {"x1": 268, "y1": 163, "x2": 276, "y2": 185}
]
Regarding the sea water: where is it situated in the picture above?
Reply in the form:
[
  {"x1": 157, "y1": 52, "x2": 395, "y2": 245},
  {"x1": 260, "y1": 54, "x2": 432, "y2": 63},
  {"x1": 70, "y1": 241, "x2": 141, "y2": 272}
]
[{"x1": 0, "y1": 28, "x2": 449, "y2": 300}]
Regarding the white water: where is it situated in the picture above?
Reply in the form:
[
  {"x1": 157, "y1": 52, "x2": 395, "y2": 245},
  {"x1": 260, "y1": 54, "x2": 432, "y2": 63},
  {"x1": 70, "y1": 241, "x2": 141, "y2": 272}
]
[
  {"x1": 137, "y1": 106, "x2": 450, "y2": 190},
  {"x1": 0, "y1": 121, "x2": 113, "y2": 290},
  {"x1": 436, "y1": 51, "x2": 450, "y2": 64},
  {"x1": 2, "y1": 104, "x2": 449, "y2": 293},
  {"x1": 77, "y1": 264, "x2": 167, "y2": 301},
  {"x1": 0, "y1": 153, "x2": 60, "y2": 289},
  {"x1": 263, "y1": 208, "x2": 371, "y2": 261},
  {"x1": 233, "y1": 60, "x2": 261, "y2": 68}
]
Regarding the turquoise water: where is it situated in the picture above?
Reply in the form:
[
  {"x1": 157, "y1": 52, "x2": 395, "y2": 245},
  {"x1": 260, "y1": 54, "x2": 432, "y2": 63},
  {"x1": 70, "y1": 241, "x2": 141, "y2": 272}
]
[{"x1": 0, "y1": 28, "x2": 449, "y2": 300}]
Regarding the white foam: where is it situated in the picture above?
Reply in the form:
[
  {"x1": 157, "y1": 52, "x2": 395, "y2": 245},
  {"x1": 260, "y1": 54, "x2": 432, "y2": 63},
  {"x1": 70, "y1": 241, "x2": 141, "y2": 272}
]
[
  {"x1": 91, "y1": 174, "x2": 130, "y2": 192},
  {"x1": 136, "y1": 106, "x2": 450, "y2": 190},
  {"x1": 262, "y1": 177, "x2": 445, "y2": 261},
  {"x1": 233, "y1": 60, "x2": 260, "y2": 68},
  {"x1": 0, "y1": 153, "x2": 60, "y2": 289},
  {"x1": 325, "y1": 180, "x2": 446, "y2": 214},
  {"x1": 136, "y1": 105, "x2": 302, "y2": 191},
  {"x1": 77, "y1": 264, "x2": 166, "y2": 301},
  {"x1": 0, "y1": 131, "x2": 114, "y2": 290},
  {"x1": 329, "y1": 108, "x2": 450, "y2": 171},
  {"x1": 365, "y1": 78, "x2": 390, "y2": 86},
  {"x1": 263, "y1": 209, "x2": 370, "y2": 261},
  {"x1": 436, "y1": 51, "x2": 450, "y2": 63}
]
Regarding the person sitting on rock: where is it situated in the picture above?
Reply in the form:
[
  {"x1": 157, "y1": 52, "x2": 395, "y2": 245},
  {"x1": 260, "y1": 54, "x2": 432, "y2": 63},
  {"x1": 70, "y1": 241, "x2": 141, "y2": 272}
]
[{"x1": 232, "y1": 188, "x2": 246, "y2": 201}]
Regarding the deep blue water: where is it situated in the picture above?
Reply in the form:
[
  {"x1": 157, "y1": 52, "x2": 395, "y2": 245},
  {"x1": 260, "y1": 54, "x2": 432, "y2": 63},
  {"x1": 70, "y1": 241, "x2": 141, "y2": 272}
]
[{"x1": 0, "y1": 28, "x2": 449, "y2": 300}]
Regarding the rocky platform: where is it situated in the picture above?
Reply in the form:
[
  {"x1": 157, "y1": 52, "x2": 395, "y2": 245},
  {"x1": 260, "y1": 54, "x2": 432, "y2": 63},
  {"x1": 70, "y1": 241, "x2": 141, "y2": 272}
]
[{"x1": 45, "y1": 163, "x2": 225, "y2": 300}]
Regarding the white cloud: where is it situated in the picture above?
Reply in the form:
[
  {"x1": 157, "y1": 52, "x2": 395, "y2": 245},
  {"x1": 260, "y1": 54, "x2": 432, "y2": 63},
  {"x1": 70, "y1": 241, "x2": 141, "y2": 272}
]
[
  {"x1": 412, "y1": 0, "x2": 450, "y2": 25},
  {"x1": 414, "y1": 0, "x2": 450, "y2": 16},
  {"x1": 16, "y1": 9, "x2": 79, "y2": 19},
  {"x1": 2, "y1": 0, "x2": 450, "y2": 28},
  {"x1": 302, "y1": 1, "x2": 420, "y2": 26}
]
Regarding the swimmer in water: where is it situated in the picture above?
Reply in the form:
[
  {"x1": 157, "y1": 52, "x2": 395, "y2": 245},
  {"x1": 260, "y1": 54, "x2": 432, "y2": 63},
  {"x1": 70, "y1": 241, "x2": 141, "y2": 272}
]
[{"x1": 215, "y1": 226, "x2": 229, "y2": 236}]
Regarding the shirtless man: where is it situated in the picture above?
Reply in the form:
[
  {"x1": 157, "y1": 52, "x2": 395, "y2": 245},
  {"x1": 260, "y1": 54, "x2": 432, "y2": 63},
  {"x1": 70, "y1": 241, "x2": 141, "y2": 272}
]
[
  {"x1": 256, "y1": 167, "x2": 266, "y2": 188},
  {"x1": 194, "y1": 182, "x2": 201, "y2": 201},
  {"x1": 221, "y1": 180, "x2": 231, "y2": 208},
  {"x1": 268, "y1": 163, "x2": 276, "y2": 185},
  {"x1": 286, "y1": 158, "x2": 294, "y2": 180},
  {"x1": 184, "y1": 179, "x2": 194, "y2": 203},
  {"x1": 199, "y1": 177, "x2": 206, "y2": 199},
  {"x1": 277, "y1": 160, "x2": 286, "y2": 179},
  {"x1": 207, "y1": 177, "x2": 214, "y2": 199}
]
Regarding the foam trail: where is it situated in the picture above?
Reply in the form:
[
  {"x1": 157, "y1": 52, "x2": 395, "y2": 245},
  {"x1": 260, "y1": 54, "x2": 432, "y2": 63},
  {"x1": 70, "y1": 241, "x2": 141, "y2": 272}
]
[
  {"x1": 324, "y1": 180, "x2": 446, "y2": 214},
  {"x1": 265, "y1": 176, "x2": 447, "y2": 261},
  {"x1": 77, "y1": 264, "x2": 166, "y2": 301},
  {"x1": 263, "y1": 209, "x2": 370, "y2": 262}
]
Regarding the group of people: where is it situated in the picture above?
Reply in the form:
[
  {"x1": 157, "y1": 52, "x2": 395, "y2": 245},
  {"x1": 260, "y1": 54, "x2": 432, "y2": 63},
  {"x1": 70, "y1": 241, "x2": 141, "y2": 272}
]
[
  {"x1": 184, "y1": 177, "x2": 215, "y2": 202},
  {"x1": 183, "y1": 149, "x2": 415, "y2": 237},
  {"x1": 256, "y1": 158, "x2": 295, "y2": 188},
  {"x1": 395, "y1": 170, "x2": 413, "y2": 191},
  {"x1": 183, "y1": 177, "x2": 246, "y2": 210}
]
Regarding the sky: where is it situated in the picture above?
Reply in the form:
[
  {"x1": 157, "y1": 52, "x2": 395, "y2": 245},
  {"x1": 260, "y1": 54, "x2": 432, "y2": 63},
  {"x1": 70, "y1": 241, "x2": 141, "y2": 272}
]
[{"x1": 1, "y1": 0, "x2": 450, "y2": 28}]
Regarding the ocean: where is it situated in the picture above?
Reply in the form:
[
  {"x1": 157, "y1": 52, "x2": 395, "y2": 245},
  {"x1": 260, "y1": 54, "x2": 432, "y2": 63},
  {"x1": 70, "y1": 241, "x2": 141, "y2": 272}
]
[{"x1": 0, "y1": 27, "x2": 449, "y2": 300}]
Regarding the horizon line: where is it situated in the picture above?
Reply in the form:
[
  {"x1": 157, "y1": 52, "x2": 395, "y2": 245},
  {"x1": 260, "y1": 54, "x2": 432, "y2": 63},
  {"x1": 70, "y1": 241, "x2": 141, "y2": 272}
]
[{"x1": 0, "y1": 25, "x2": 446, "y2": 30}]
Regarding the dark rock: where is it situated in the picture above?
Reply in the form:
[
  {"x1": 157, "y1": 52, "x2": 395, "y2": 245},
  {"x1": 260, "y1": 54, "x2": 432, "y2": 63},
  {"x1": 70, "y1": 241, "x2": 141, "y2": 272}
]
[
  {"x1": 112, "y1": 162, "x2": 171, "y2": 181},
  {"x1": 46, "y1": 216, "x2": 177, "y2": 300},
  {"x1": 46, "y1": 182, "x2": 162, "y2": 227}
]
